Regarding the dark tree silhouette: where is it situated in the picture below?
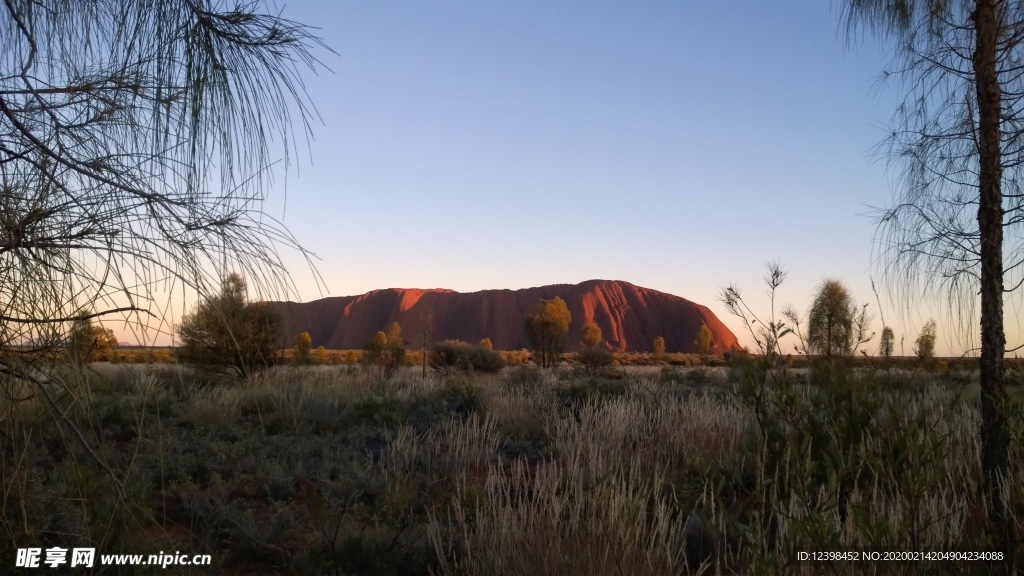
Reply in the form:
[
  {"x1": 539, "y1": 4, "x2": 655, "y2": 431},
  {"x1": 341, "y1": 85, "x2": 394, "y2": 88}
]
[
  {"x1": 842, "y1": 0, "x2": 1015, "y2": 539},
  {"x1": 1, "y1": 1, "x2": 328, "y2": 374},
  {"x1": 178, "y1": 273, "x2": 280, "y2": 378},
  {"x1": 0, "y1": 0, "x2": 328, "y2": 495}
]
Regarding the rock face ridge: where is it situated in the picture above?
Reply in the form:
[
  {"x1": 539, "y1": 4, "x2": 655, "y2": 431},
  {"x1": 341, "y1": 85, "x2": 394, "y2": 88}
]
[{"x1": 270, "y1": 280, "x2": 738, "y2": 353}]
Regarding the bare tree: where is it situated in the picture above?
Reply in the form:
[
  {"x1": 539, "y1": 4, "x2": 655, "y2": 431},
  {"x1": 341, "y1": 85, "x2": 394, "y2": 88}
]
[
  {"x1": 0, "y1": 1, "x2": 328, "y2": 375},
  {"x1": 721, "y1": 261, "x2": 792, "y2": 359},
  {"x1": 842, "y1": 0, "x2": 1015, "y2": 539}
]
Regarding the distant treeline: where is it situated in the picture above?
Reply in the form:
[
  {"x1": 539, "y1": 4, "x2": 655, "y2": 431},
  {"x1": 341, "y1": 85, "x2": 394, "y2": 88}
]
[{"x1": 100, "y1": 346, "x2": 1006, "y2": 372}]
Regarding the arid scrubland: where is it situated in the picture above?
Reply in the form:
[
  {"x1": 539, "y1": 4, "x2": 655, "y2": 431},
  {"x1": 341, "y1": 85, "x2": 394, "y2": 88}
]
[{"x1": 2, "y1": 361, "x2": 1021, "y2": 575}]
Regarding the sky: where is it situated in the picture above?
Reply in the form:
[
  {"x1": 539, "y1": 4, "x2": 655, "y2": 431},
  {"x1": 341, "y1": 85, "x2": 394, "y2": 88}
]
[{"x1": 157, "y1": 1, "x2": 1020, "y2": 356}]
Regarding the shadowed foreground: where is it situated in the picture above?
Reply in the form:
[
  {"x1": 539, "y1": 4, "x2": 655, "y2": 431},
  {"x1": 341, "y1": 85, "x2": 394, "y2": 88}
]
[{"x1": 2, "y1": 363, "x2": 1021, "y2": 574}]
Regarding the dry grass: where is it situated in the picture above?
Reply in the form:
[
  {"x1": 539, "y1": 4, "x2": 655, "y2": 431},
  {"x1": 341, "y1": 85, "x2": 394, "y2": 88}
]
[{"x1": 1, "y1": 363, "x2": 1020, "y2": 574}]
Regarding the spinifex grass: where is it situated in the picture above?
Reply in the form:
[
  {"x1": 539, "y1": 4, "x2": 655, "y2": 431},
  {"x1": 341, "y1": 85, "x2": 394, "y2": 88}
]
[{"x1": 1, "y1": 363, "x2": 1019, "y2": 574}]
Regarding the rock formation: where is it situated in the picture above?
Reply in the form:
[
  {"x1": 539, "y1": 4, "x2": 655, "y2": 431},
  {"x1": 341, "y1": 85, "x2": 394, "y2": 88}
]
[{"x1": 269, "y1": 280, "x2": 738, "y2": 353}]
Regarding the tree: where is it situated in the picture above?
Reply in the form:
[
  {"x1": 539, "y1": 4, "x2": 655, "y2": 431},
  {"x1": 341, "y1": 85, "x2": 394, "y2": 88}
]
[
  {"x1": 478, "y1": 337, "x2": 493, "y2": 351},
  {"x1": 386, "y1": 322, "x2": 406, "y2": 369},
  {"x1": 807, "y1": 280, "x2": 854, "y2": 358},
  {"x1": 178, "y1": 273, "x2": 281, "y2": 378},
  {"x1": 694, "y1": 325, "x2": 713, "y2": 363},
  {"x1": 293, "y1": 331, "x2": 313, "y2": 365},
  {"x1": 806, "y1": 280, "x2": 872, "y2": 358},
  {"x1": 578, "y1": 322, "x2": 612, "y2": 373},
  {"x1": 915, "y1": 320, "x2": 937, "y2": 362},
  {"x1": 68, "y1": 316, "x2": 119, "y2": 364},
  {"x1": 581, "y1": 323, "x2": 602, "y2": 349},
  {"x1": 363, "y1": 324, "x2": 405, "y2": 374},
  {"x1": 420, "y1": 300, "x2": 435, "y2": 377},
  {"x1": 0, "y1": 2, "x2": 327, "y2": 377},
  {"x1": 312, "y1": 346, "x2": 328, "y2": 365},
  {"x1": 843, "y1": 0, "x2": 1013, "y2": 531},
  {"x1": 880, "y1": 327, "x2": 895, "y2": 359},
  {"x1": 364, "y1": 331, "x2": 388, "y2": 367},
  {"x1": 653, "y1": 336, "x2": 666, "y2": 358},
  {"x1": 525, "y1": 297, "x2": 571, "y2": 369}
]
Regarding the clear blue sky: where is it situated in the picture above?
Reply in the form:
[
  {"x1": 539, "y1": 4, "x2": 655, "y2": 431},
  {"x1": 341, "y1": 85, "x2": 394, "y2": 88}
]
[{"x1": 238, "y1": 1, "x2": 1006, "y2": 356}]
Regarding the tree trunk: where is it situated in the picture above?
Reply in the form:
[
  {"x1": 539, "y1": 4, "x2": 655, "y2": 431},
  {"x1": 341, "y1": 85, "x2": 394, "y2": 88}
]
[{"x1": 973, "y1": 0, "x2": 1011, "y2": 543}]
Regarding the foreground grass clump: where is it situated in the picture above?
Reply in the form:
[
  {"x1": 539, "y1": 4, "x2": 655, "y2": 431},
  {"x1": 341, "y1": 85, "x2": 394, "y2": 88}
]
[{"x1": 1, "y1": 363, "x2": 1021, "y2": 574}]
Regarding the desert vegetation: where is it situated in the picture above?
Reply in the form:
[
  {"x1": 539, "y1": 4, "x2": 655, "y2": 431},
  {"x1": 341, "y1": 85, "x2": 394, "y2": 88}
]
[
  {"x1": 11, "y1": 265, "x2": 1021, "y2": 574},
  {"x1": 67, "y1": 317, "x2": 121, "y2": 365},
  {"x1": 362, "y1": 323, "x2": 408, "y2": 376},
  {"x1": 178, "y1": 274, "x2": 283, "y2": 379},
  {"x1": 3, "y1": 353, "x2": 1022, "y2": 574},
  {"x1": 525, "y1": 297, "x2": 571, "y2": 369},
  {"x1": 7, "y1": 269, "x2": 1024, "y2": 573},
  {"x1": 5, "y1": 1, "x2": 1024, "y2": 574}
]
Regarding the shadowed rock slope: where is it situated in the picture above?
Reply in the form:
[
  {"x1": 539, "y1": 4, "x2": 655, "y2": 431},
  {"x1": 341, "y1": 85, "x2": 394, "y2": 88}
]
[{"x1": 270, "y1": 280, "x2": 738, "y2": 353}]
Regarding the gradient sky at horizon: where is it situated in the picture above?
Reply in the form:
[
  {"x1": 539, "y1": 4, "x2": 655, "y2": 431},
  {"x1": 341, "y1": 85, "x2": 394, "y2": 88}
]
[{"x1": 152, "y1": 1, "x2": 1022, "y2": 356}]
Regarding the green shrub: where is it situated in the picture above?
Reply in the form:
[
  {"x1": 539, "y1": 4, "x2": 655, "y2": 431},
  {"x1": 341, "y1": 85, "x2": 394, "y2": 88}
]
[
  {"x1": 467, "y1": 345, "x2": 504, "y2": 373},
  {"x1": 577, "y1": 346, "x2": 614, "y2": 374},
  {"x1": 553, "y1": 376, "x2": 628, "y2": 413},
  {"x1": 554, "y1": 381, "x2": 593, "y2": 411},
  {"x1": 67, "y1": 316, "x2": 119, "y2": 364},
  {"x1": 435, "y1": 380, "x2": 483, "y2": 417},
  {"x1": 685, "y1": 367, "x2": 712, "y2": 385},
  {"x1": 658, "y1": 365, "x2": 678, "y2": 382},
  {"x1": 178, "y1": 273, "x2": 280, "y2": 378},
  {"x1": 499, "y1": 425, "x2": 552, "y2": 462},
  {"x1": 352, "y1": 391, "x2": 402, "y2": 427},
  {"x1": 501, "y1": 364, "x2": 548, "y2": 393},
  {"x1": 429, "y1": 340, "x2": 504, "y2": 373}
]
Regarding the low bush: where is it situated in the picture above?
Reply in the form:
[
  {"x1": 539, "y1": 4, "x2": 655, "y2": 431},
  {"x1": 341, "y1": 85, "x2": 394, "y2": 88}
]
[
  {"x1": 7, "y1": 358, "x2": 1022, "y2": 575},
  {"x1": 435, "y1": 379, "x2": 484, "y2": 417},
  {"x1": 501, "y1": 348, "x2": 532, "y2": 366},
  {"x1": 577, "y1": 346, "x2": 614, "y2": 374},
  {"x1": 501, "y1": 365, "x2": 549, "y2": 393},
  {"x1": 429, "y1": 341, "x2": 505, "y2": 374}
]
